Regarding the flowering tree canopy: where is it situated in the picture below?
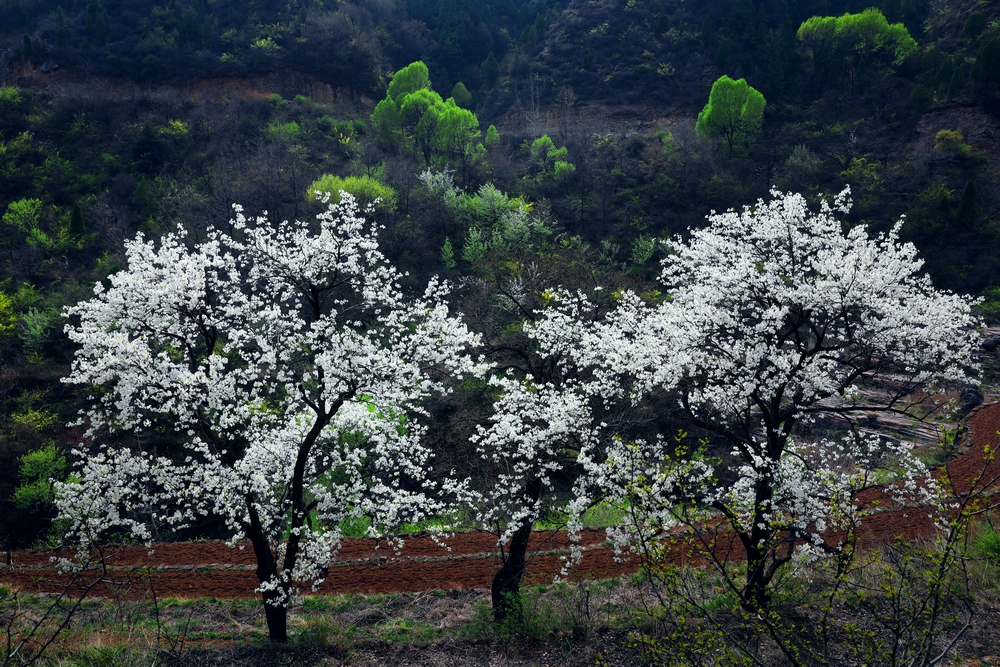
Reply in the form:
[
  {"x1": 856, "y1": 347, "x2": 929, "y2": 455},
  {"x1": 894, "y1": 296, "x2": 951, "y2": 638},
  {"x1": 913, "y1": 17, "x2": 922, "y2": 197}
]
[
  {"x1": 472, "y1": 366, "x2": 600, "y2": 619},
  {"x1": 57, "y1": 195, "x2": 482, "y2": 642},
  {"x1": 573, "y1": 189, "x2": 979, "y2": 611}
]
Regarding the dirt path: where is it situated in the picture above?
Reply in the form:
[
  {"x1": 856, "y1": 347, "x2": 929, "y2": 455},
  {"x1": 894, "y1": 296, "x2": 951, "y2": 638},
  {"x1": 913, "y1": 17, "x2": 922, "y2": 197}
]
[{"x1": 4, "y1": 404, "x2": 999, "y2": 599}]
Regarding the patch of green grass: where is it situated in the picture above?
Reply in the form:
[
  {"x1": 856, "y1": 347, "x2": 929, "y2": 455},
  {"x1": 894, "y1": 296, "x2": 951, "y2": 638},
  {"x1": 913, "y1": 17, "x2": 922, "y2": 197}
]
[
  {"x1": 976, "y1": 528, "x2": 1000, "y2": 562},
  {"x1": 301, "y1": 595, "x2": 330, "y2": 612},
  {"x1": 374, "y1": 617, "x2": 441, "y2": 642}
]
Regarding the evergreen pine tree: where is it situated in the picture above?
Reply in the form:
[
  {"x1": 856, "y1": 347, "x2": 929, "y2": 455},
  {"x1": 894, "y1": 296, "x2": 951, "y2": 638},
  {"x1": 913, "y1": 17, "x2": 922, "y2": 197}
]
[{"x1": 69, "y1": 203, "x2": 85, "y2": 237}]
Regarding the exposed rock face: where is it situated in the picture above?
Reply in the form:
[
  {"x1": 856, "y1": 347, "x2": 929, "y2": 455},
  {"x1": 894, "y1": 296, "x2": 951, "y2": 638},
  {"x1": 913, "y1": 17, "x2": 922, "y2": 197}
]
[
  {"x1": 40, "y1": 60, "x2": 58, "y2": 73},
  {"x1": 961, "y1": 385, "x2": 985, "y2": 413}
]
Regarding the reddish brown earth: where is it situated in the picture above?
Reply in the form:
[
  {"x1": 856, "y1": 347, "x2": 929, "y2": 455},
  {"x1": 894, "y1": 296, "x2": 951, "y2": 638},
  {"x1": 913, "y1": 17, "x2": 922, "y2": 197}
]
[{"x1": 4, "y1": 404, "x2": 1000, "y2": 600}]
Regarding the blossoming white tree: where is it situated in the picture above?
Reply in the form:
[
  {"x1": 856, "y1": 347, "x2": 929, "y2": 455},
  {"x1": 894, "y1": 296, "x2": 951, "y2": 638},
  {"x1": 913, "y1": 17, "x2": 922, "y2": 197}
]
[
  {"x1": 57, "y1": 195, "x2": 482, "y2": 642},
  {"x1": 472, "y1": 367, "x2": 599, "y2": 620},
  {"x1": 566, "y1": 188, "x2": 979, "y2": 613}
]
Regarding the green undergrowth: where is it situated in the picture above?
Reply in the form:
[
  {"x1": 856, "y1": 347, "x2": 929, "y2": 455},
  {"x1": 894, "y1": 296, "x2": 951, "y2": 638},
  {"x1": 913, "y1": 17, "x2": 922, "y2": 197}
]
[
  {"x1": 1, "y1": 580, "x2": 640, "y2": 666},
  {"x1": 7, "y1": 540, "x2": 1000, "y2": 666},
  {"x1": 336, "y1": 502, "x2": 626, "y2": 539}
]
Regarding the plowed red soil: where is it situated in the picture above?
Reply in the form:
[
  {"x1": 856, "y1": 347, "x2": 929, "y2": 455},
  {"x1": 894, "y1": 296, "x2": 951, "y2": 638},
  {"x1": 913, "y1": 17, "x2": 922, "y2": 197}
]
[{"x1": 4, "y1": 404, "x2": 1000, "y2": 600}]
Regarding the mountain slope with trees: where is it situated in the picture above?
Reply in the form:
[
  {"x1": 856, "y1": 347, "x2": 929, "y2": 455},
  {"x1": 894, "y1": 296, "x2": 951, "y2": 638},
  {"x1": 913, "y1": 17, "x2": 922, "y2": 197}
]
[{"x1": 1, "y1": 0, "x2": 1000, "y2": 615}]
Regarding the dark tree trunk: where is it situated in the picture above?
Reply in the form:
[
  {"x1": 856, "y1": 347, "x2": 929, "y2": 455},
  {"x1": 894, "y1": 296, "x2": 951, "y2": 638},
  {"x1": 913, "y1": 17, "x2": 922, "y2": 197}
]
[
  {"x1": 491, "y1": 479, "x2": 543, "y2": 623},
  {"x1": 740, "y1": 480, "x2": 774, "y2": 613},
  {"x1": 246, "y1": 498, "x2": 289, "y2": 643},
  {"x1": 261, "y1": 589, "x2": 289, "y2": 642}
]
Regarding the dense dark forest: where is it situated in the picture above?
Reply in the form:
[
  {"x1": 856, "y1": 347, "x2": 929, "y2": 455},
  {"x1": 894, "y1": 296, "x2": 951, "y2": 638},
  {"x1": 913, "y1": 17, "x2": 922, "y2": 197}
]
[{"x1": 1, "y1": 0, "x2": 1000, "y2": 550}]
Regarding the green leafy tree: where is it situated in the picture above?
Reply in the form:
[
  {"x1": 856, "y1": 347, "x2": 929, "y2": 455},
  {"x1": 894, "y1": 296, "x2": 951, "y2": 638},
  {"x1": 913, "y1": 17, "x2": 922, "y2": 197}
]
[
  {"x1": 0, "y1": 291, "x2": 16, "y2": 336},
  {"x1": 797, "y1": 9, "x2": 917, "y2": 94},
  {"x1": 19, "y1": 307, "x2": 58, "y2": 361},
  {"x1": 480, "y1": 51, "x2": 500, "y2": 89},
  {"x1": 964, "y1": 13, "x2": 986, "y2": 39},
  {"x1": 528, "y1": 135, "x2": 575, "y2": 181},
  {"x1": 12, "y1": 444, "x2": 67, "y2": 510},
  {"x1": 3, "y1": 198, "x2": 55, "y2": 250},
  {"x1": 2, "y1": 198, "x2": 42, "y2": 233},
  {"x1": 400, "y1": 87, "x2": 445, "y2": 162},
  {"x1": 696, "y1": 75, "x2": 765, "y2": 156},
  {"x1": 307, "y1": 174, "x2": 398, "y2": 213},
  {"x1": 440, "y1": 237, "x2": 457, "y2": 268},
  {"x1": 371, "y1": 61, "x2": 492, "y2": 183},
  {"x1": 485, "y1": 124, "x2": 500, "y2": 149},
  {"x1": 433, "y1": 105, "x2": 482, "y2": 172},
  {"x1": 386, "y1": 60, "x2": 432, "y2": 101},
  {"x1": 973, "y1": 36, "x2": 1000, "y2": 90},
  {"x1": 371, "y1": 97, "x2": 406, "y2": 151},
  {"x1": 451, "y1": 81, "x2": 472, "y2": 108}
]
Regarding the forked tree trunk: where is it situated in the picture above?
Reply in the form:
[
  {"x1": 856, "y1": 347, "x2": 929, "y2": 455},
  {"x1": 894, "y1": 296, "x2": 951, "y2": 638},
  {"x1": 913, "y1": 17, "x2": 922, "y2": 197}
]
[{"x1": 491, "y1": 479, "x2": 543, "y2": 623}]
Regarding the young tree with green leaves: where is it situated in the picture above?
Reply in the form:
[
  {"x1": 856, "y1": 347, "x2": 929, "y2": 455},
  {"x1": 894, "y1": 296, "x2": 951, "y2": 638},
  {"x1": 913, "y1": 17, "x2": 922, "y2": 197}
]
[
  {"x1": 695, "y1": 75, "x2": 765, "y2": 156},
  {"x1": 372, "y1": 62, "x2": 495, "y2": 185},
  {"x1": 797, "y1": 9, "x2": 918, "y2": 95}
]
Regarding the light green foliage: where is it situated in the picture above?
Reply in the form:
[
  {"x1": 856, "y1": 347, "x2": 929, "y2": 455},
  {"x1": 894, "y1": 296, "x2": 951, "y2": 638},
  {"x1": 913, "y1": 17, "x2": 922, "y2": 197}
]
[
  {"x1": 422, "y1": 173, "x2": 550, "y2": 267},
  {"x1": 459, "y1": 188, "x2": 550, "y2": 264},
  {"x1": 3, "y1": 197, "x2": 42, "y2": 233},
  {"x1": 695, "y1": 75, "x2": 765, "y2": 155},
  {"x1": 485, "y1": 124, "x2": 500, "y2": 149},
  {"x1": 267, "y1": 121, "x2": 302, "y2": 143},
  {"x1": 386, "y1": 61, "x2": 432, "y2": 102},
  {"x1": 798, "y1": 9, "x2": 917, "y2": 92},
  {"x1": 371, "y1": 97, "x2": 405, "y2": 149},
  {"x1": 3, "y1": 198, "x2": 58, "y2": 250},
  {"x1": 529, "y1": 135, "x2": 575, "y2": 180},
  {"x1": 977, "y1": 286, "x2": 1000, "y2": 324},
  {"x1": 630, "y1": 235, "x2": 657, "y2": 266},
  {"x1": 934, "y1": 129, "x2": 972, "y2": 156},
  {"x1": 12, "y1": 444, "x2": 67, "y2": 509},
  {"x1": 159, "y1": 119, "x2": 190, "y2": 138},
  {"x1": 440, "y1": 237, "x2": 456, "y2": 268},
  {"x1": 530, "y1": 135, "x2": 565, "y2": 165},
  {"x1": 11, "y1": 283, "x2": 41, "y2": 310},
  {"x1": 19, "y1": 306, "x2": 58, "y2": 359},
  {"x1": 372, "y1": 61, "x2": 490, "y2": 172},
  {"x1": 307, "y1": 174, "x2": 398, "y2": 212},
  {"x1": 657, "y1": 130, "x2": 674, "y2": 153},
  {"x1": 400, "y1": 88, "x2": 443, "y2": 123},
  {"x1": 976, "y1": 526, "x2": 1000, "y2": 562},
  {"x1": 552, "y1": 160, "x2": 575, "y2": 181},
  {"x1": 0, "y1": 291, "x2": 16, "y2": 336},
  {"x1": 433, "y1": 104, "x2": 481, "y2": 162},
  {"x1": 401, "y1": 88, "x2": 444, "y2": 160},
  {"x1": 0, "y1": 86, "x2": 21, "y2": 102}
]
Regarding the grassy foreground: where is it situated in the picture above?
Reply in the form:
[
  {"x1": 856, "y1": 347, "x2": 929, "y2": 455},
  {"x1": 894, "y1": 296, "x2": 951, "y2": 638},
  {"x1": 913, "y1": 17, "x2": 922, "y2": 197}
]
[
  {"x1": 0, "y1": 578, "x2": 643, "y2": 666},
  {"x1": 7, "y1": 525, "x2": 1000, "y2": 666}
]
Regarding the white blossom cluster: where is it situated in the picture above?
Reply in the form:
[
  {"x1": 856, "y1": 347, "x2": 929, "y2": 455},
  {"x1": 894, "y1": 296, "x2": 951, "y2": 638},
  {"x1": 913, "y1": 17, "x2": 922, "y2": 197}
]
[
  {"x1": 521, "y1": 189, "x2": 978, "y2": 573},
  {"x1": 470, "y1": 372, "x2": 599, "y2": 548},
  {"x1": 57, "y1": 193, "x2": 483, "y2": 605}
]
